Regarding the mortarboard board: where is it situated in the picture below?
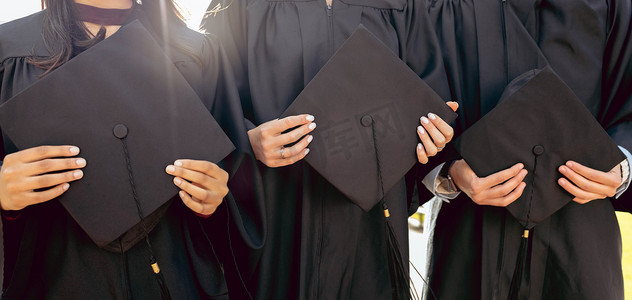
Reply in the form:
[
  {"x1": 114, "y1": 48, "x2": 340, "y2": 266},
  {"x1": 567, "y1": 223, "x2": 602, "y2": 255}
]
[
  {"x1": 280, "y1": 25, "x2": 457, "y2": 212},
  {"x1": 0, "y1": 20, "x2": 235, "y2": 248},
  {"x1": 454, "y1": 66, "x2": 625, "y2": 228}
]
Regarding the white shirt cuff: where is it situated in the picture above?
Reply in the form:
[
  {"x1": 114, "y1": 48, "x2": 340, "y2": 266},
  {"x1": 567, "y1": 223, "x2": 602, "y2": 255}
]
[
  {"x1": 421, "y1": 162, "x2": 461, "y2": 202},
  {"x1": 615, "y1": 146, "x2": 632, "y2": 199}
]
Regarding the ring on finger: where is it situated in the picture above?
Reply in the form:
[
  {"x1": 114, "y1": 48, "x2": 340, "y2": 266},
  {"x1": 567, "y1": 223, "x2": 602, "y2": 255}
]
[{"x1": 280, "y1": 146, "x2": 286, "y2": 159}]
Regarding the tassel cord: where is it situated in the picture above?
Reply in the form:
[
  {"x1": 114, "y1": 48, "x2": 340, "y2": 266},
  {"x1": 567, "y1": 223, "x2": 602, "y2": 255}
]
[
  {"x1": 370, "y1": 120, "x2": 414, "y2": 300},
  {"x1": 196, "y1": 202, "x2": 254, "y2": 300},
  {"x1": 507, "y1": 154, "x2": 538, "y2": 300},
  {"x1": 410, "y1": 259, "x2": 437, "y2": 300},
  {"x1": 121, "y1": 137, "x2": 172, "y2": 300}
]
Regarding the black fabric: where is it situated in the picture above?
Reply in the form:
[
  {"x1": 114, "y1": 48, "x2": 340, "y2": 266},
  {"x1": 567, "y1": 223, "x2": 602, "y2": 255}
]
[
  {"x1": 425, "y1": 0, "x2": 632, "y2": 299},
  {"x1": 202, "y1": 0, "x2": 450, "y2": 298},
  {"x1": 281, "y1": 25, "x2": 457, "y2": 212},
  {"x1": 0, "y1": 8, "x2": 263, "y2": 299}
]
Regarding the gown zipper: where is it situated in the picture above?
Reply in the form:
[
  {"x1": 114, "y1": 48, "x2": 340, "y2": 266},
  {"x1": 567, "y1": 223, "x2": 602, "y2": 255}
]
[{"x1": 314, "y1": 3, "x2": 333, "y2": 298}]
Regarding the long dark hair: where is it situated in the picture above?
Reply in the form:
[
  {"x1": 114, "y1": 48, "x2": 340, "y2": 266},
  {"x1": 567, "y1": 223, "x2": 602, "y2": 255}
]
[{"x1": 29, "y1": 0, "x2": 194, "y2": 76}]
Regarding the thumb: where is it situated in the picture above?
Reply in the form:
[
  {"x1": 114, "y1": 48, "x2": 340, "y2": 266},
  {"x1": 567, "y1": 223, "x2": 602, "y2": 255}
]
[{"x1": 446, "y1": 101, "x2": 459, "y2": 112}]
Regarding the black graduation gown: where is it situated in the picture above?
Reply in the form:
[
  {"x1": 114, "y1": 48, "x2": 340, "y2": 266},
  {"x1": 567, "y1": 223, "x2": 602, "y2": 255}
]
[
  {"x1": 202, "y1": 0, "x2": 449, "y2": 299},
  {"x1": 0, "y1": 10, "x2": 263, "y2": 299},
  {"x1": 422, "y1": 0, "x2": 632, "y2": 299}
]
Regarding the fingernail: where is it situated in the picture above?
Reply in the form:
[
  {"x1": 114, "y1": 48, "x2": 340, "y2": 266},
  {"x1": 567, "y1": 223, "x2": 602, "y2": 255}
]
[
  {"x1": 418, "y1": 126, "x2": 425, "y2": 134},
  {"x1": 417, "y1": 143, "x2": 422, "y2": 150},
  {"x1": 174, "y1": 160, "x2": 183, "y2": 167},
  {"x1": 179, "y1": 191, "x2": 186, "y2": 198},
  {"x1": 559, "y1": 166, "x2": 567, "y2": 173},
  {"x1": 306, "y1": 115, "x2": 315, "y2": 121},
  {"x1": 566, "y1": 161, "x2": 573, "y2": 168},
  {"x1": 517, "y1": 163, "x2": 524, "y2": 169},
  {"x1": 62, "y1": 183, "x2": 70, "y2": 191},
  {"x1": 308, "y1": 123, "x2": 317, "y2": 130},
  {"x1": 174, "y1": 178, "x2": 182, "y2": 185},
  {"x1": 420, "y1": 117, "x2": 429, "y2": 124},
  {"x1": 307, "y1": 135, "x2": 314, "y2": 143},
  {"x1": 166, "y1": 165, "x2": 176, "y2": 173},
  {"x1": 73, "y1": 170, "x2": 83, "y2": 179},
  {"x1": 428, "y1": 113, "x2": 436, "y2": 120},
  {"x1": 69, "y1": 147, "x2": 80, "y2": 155},
  {"x1": 76, "y1": 158, "x2": 86, "y2": 166},
  {"x1": 304, "y1": 148, "x2": 310, "y2": 155}
]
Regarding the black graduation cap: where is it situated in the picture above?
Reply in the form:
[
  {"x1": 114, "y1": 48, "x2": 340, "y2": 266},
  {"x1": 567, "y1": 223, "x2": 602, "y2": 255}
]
[
  {"x1": 455, "y1": 66, "x2": 625, "y2": 228},
  {"x1": 0, "y1": 20, "x2": 235, "y2": 248},
  {"x1": 280, "y1": 25, "x2": 457, "y2": 212}
]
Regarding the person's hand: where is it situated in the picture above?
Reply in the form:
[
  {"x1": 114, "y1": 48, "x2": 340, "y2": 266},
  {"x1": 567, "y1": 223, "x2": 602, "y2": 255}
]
[
  {"x1": 0, "y1": 145, "x2": 86, "y2": 211},
  {"x1": 248, "y1": 114, "x2": 316, "y2": 167},
  {"x1": 416, "y1": 101, "x2": 459, "y2": 164},
  {"x1": 558, "y1": 161, "x2": 623, "y2": 204},
  {"x1": 450, "y1": 159, "x2": 528, "y2": 207},
  {"x1": 166, "y1": 159, "x2": 229, "y2": 216}
]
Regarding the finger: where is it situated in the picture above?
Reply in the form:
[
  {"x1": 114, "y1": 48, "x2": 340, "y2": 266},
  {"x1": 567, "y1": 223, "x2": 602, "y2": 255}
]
[
  {"x1": 446, "y1": 101, "x2": 459, "y2": 112},
  {"x1": 23, "y1": 157, "x2": 87, "y2": 177},
  {"x1": 416, "y1": 143, "x2": 429, "y2": 164},
  {"x1": 559, "y1": 165, "x2": 616, "y2": 197},
  {"x1": 278, "y1": 122, "x2": 316, "y2": 146},
  {"x1": 483, "y1": 169, "x2": 528, "y2": 199},
  {"x1": 275, "y1": 148, "x2": 310, "y2": 167},
  {"x1": 179, "y1": 190, "x2": 219, "y2": 216},
  {"x1": 420, "y1": 116, "x2": 447, "y2": 149},
  {"x1": 428, "y1": 113, "x2": 454, "y2": 143},
  {"x1": 271, "y1": 114, "x2": 315, "y2": 133},
  {"x1": 169, "y1": 159, "x2": 228, "y2": 182},
  {"x1": 558, "y1": 177, "x2": 605, "y2": 203},
  {"x1": 173, "y1": 176, "x2": 227, "y2": 205},
  {"x1": 564, "y1": 161, "x2": 621, "y2": 187},
  {"x1": 22, "y1": 183, "x2": 71, "y2": 208},
  {"x1": 8, "y1": 146, "x2": 80, "y2": 164},
  {"x1": 167, "y1": 165, "x2": 217, "y2": 190},
  {"x1": 483, "y1": 182, "x2": 526, "y2": 207},
  {"x1": 21, "y1": 169, "x2": 84, "y2": 191},
  {"x1": 479, "y1": 163, "x2": 525, "y2": 190},
  {"x1": 418, "y1": 126, "x2": 439, "y2": 157},
  {"x1": 572, "y1": 197, "x2": 593, "y2": 204},
  {"x1": 280, "y1": 135, "x2": 313, "y2": 159}
]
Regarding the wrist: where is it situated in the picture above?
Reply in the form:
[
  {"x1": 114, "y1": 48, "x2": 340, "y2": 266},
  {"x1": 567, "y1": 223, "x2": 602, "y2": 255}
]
[
  {"x1": 439, "y1": 160, "x2": 459, "y2": 193},
  {"x1": 448, "y1": 159, "x2": 465, "y2": 192}
]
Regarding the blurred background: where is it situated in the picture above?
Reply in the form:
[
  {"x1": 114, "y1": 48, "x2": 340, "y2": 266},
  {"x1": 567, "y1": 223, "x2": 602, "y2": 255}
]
[{"x1": 2, "y1": 2, "x2": 631, "y2": 299}]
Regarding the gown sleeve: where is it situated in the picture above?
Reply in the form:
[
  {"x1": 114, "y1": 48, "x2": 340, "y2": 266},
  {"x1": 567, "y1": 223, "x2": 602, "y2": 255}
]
[
  {"x1": 201, "y1": 0, "x2": 256, "y2": 128},
  {"x1": 602, "y1": 0, "x2": 632, "y2": 211},
  {"x1": 196, "y1": 30, "x2": 266, "y2": 298},
  {"x1": 398, "y1": 0, "x2": 455, "y2": 212}
]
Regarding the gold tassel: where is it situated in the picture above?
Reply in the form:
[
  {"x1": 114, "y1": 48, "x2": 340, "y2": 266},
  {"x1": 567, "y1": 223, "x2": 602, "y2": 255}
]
[{"x1": 152, "y1": 262, "x2": 161, "y2": 274}]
